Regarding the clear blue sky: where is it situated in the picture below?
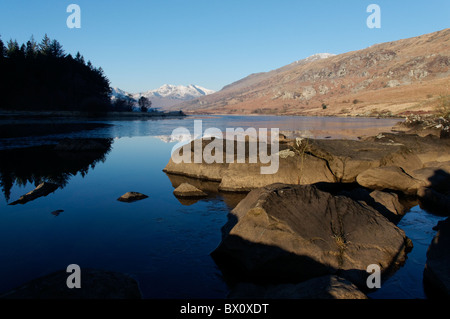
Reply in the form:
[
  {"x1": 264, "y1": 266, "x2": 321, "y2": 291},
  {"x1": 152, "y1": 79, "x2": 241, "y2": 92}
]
[{"x1": 1, "y1": 0, "x2": 449, "y2": 92}]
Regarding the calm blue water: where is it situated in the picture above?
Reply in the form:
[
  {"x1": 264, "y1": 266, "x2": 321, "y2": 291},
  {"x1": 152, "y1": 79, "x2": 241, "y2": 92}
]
[
  {"x1": 0, "y1": 115, "x2": 444, "y2": 298},
  {"x1": 0, "y1": 136, "x2": 232, "y2": 298},
  {"x1": 0, "y1": 114, "x2": 401, "y2": 150},
  {"x1": 368, "y1": 206, "x2": 446, "y2": 299}
]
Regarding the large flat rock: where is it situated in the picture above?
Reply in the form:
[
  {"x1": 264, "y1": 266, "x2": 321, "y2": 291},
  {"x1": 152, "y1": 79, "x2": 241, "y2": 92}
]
[
  {"x1": 212, "y1": 184, "x2": 411, "y2": 288},
  {"x1": 363, "y1": 133, "x2": 450, "y2": 165},
  {"x1": 305, "y1": 137, "x2": 423, "y2": 181},
  {"x1": 356, "y1": 166, "x2": 425, "y2": 195},
  {"x1": 163, "y1": 134, "x2": 450, "y2": 193},
  {"x1": 163, "y1": 138, "x2": 336, "y2": 192}
]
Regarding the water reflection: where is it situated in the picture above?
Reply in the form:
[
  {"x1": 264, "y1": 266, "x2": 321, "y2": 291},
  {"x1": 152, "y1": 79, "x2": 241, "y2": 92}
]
[
  {"x1": 0, "y1": 115, "x2": 401, "y2": 150},
  {"x1": 0, "y1": 138, "x2": 112, "y2": 203},
  {"x1": 1, "y1": 116, "x2": 423, "y2": 299}
]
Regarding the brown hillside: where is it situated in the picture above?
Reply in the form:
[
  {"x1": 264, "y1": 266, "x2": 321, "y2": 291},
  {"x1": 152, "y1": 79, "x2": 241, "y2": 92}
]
[{"x1": 174, "y1": 29, "x2": 450, "y2": 117}]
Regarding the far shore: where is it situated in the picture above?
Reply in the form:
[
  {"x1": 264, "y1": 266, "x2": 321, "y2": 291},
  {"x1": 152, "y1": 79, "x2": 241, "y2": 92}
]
[
  {"x1": 0, "y1": 109, "x2": 186, "y2": 121},
  {"x1": 184, "y1": 111, "x2": 406, "y2": 120},
  {"x1": 0, "y1": 109, "x2": 409, "y2": 121},
  {"x1": 0, "y1": 110, "x2": 405, "y2": 141}
]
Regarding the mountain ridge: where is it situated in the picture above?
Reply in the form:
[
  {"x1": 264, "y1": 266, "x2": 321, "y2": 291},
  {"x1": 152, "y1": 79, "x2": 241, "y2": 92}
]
[
  {"x1": 171, "y1": 28, "x2": 450, "y2": 117},
  {"x1": 111, "y1": 84, "x2": 215, "y2": 109}
]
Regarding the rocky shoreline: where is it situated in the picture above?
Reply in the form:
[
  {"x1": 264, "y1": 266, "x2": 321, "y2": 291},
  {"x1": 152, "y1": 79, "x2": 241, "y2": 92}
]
[{"x1": 163, "y1": 126, "x2": 450, "y2": 299}]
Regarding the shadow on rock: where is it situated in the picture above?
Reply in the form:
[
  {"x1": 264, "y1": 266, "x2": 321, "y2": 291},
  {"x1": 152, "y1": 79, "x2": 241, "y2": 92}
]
[
  {"x1": 212, "y1": 234, "x2": 395, "y2": 297},
  {"x1": 228, "y1": 275, "x2": 368, "y2": 299},
  {"x1": 423, "y1": 216, "x2": 450, "y2": 299},
  {"x1": 416, "y1": 169, "x2": 450, "y2": 216},
  {"x1": 211, "y1": 184, "x2": 412, "y2": 294},
  {"x1": 314, "y1": 182, "x2": 416, "y2": 224}
]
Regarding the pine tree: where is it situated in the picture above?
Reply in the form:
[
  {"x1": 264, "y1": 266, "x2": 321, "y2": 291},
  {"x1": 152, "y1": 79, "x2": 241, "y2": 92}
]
[
  {"x1": 0, "y1": 34, "x2": 112, "y2": 112},
  {"x1": 6, "y1": 39, "x2": 19, "y2": 58},
  {"x1": 25, "y1": 36, "x2": 38, "y2": 59},
  {"x1": 49, "y1": 39, "x2": 65, "y2": 58},
  {"x1": 75, "y1": 51, "x2": 85, "y2": 65},
  {"x1": 19, "y1": 44, "x2": 26, "y2": 58},
  {"x1": 39, "y1": 33, "x2": 52, "y2": 56},
  {"x1": 0, "y1": 36, "x2": 5, "y2": 59}
]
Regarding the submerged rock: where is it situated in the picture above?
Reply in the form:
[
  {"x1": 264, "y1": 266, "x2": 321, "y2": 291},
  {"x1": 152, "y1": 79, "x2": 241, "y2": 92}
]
[
  {"x1": 212, "y1": 183, "x2": 411, "y2": 288},
  {"x1": 117, "y1": 192, "x2": 148, "y2": 203},
  {"x1": 228, "y1": 275, "x2": 367, "y2": 299},
  {"x1": 0, "y1": 268, "x2": 142, "y2": 299},
  {"x1": 51, "y1": 209, "x2": 64, "y2": 216},
  {"x1": 173, "y1": 183, "x2": 207, "y2": 198}
]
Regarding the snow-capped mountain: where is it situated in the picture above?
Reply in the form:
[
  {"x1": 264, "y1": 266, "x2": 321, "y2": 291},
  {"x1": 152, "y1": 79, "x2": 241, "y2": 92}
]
[
  {"x1": 111, "y1": 84, "x2": 215, "y2": 110},
  {"x1": 146, "y1": 84, "x2": 215, "y2": 100},
  {"x1": 302, "y1": 53, "x2": 336, "y2": 63},
  {"x1": 111, "y1": 87, "x2": 131, "y2": 99}
]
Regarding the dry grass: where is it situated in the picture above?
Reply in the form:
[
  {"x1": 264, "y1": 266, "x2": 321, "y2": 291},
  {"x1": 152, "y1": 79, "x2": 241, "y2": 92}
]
[
  {"x1": 436, "y1": 94, "x2": 450, "y2": 118},
  {"x1": 332, "y1": 233, "x2": 348, "y2": 251},
  {"x1": 183, "y1": 28, "x2": 450, "y2": 117},
  {"x1": 293, "y1": 137, "x2": 311, "y2": 184},
  {"x1": 332, "y1": 233, "x2": 348, "y2": 267}
]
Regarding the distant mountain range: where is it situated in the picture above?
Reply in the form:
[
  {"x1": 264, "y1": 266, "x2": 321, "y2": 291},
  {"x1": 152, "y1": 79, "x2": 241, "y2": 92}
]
[
  {"x1": 111, "y1": 84, "x2": 215, "y2": 109},
  {"x1": 169, "y1": 28, "x2": 450, "y2": 117}
]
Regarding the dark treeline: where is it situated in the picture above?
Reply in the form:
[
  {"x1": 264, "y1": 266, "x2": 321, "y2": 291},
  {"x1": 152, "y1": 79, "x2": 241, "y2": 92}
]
[{"x1": 0, "y1": 34, "x2": 112, "y2": 112}]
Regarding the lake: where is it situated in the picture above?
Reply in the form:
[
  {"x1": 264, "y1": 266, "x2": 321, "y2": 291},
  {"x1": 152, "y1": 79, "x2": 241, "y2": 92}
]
[{"x1": 0, "y1": 115, "x2": 445, "y2": 298}]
